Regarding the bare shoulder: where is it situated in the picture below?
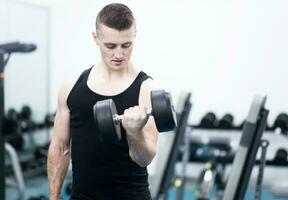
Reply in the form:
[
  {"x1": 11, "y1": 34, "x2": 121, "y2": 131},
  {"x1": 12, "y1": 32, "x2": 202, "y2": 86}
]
[
  {"x1": 139, "y1": 78, "x2": 162, "y2": 106},
  {"x1": 58, "y1": 78, "x2": 78, "y2": 107},
  {"x1": 140, "y1": 78, "x2": 161, "y2": 92}
]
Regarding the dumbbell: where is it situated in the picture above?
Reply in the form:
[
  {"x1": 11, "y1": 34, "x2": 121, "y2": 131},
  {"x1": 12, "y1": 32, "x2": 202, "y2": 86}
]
[
  {"x1": 20, "y1": 105, "x2": 31, "y2": 119},
  {"x1": 273, "y1": 148, "x2": 288, "y2": 166},
  {"x1": 93, "y1": 90, "x2": 177, "y2": 142},
  {"x1": 19, "y1": 105, "x2": 36, "y2": 132},
  {"x1": 218, "y1": 114, "x2": 234, "y2": 129},
  {"x1": 273, "y1": 113, "x2": 288, "y2": 135},
  {"x1": 199, "y1": 112, "x2": 218, "y2": 129},
  {"x1": 6, "y1": 134, "x2": 24, "y2": 150},
  {"x1": 3, "y1": 108, "x2": 24, "y2": 149},
  {"x1": 208, "y1": 138, "x2": 231, "y2": 152},
  {"x1": 44, "y1": 112, "x2": 56, "y2": 128},
  {"x1": 3, "y1": 108, "x2": 19, "y2": 134},
  {"x1": 7, "y1": 108, "x2": 18, "y2": 121}
]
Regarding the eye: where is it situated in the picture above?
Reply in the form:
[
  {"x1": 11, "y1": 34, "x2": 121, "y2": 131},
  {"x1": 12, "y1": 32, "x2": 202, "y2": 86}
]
[
  {"x1": 105, "y1": 44, "x2": 116, "y2": 49},
  {"x1": 121, "y1": 43, "x2": 132, "y2": 49}
]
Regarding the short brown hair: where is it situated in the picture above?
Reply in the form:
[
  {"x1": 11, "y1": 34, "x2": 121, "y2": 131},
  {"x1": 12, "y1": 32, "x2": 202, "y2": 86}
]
[{"x1": 96, "y1": 3, "x2": 135, "y2": 31}]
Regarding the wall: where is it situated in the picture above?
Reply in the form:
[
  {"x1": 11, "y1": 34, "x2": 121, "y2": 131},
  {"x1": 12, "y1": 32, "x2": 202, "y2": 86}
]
[
  {"x1": 20, "y1": 0, "x2": 288, "y2": 126},
  {"x1": 0, "y1": 0, "x2": 50, "y2": 121}
]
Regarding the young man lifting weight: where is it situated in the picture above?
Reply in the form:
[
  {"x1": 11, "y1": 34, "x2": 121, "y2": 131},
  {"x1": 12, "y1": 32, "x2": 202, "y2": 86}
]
[{"x1": 48, "y1": 3, "x2": 160, "y2": 200}]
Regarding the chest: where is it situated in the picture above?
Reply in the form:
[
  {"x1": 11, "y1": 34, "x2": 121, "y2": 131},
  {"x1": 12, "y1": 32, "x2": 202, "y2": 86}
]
[{"x1": 87, "y1": 77, "x2": 136, "y2": 96}]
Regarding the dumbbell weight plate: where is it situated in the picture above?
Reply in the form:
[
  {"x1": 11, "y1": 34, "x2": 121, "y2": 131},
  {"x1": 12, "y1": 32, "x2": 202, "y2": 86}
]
[
  {"x1": 93, "y1": 99, "x2": 121, "y2": 142},
  {"x1": 218, "y1": 114, "x2": 234, "y2": 129},
  {"x1": 273, "y1": 148, "x2": 288, "y2": 165},
  {"x1": 7, "y1": 108, "x2": 18, "y2": 121},
  {"x1": 151, "y1": 90, "x2": 177, "y2": 132},
  {"x1": 199, "y1": 112, "x2": 217, "y2": 129},
  {"x1": 274, "y1": 113, "x2": 288, "y2": 134},
  {"x1": 21, "y1": 105, "x2": 32, "y2": 119}
]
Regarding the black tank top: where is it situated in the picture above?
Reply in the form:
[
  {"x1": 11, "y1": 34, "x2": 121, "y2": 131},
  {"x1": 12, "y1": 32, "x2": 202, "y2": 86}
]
[{"x1": 67, "y1": 67, "x2": 152, "y2": 200}]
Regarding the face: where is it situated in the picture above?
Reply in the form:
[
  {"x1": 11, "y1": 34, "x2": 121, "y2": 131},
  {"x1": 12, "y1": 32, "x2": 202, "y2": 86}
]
[{"x1": 93, "y1": 23, "x2": 136, "y2": 70}]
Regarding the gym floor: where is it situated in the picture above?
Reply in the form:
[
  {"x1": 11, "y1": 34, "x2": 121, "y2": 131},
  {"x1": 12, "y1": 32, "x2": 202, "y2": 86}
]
[{"x1": 6, "y1": 175, "x2": 288, "y2": 200}]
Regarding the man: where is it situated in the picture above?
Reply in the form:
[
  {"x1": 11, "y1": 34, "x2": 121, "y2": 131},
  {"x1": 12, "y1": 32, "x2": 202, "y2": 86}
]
[{"x1": 48, "y1": 3, "x2": 159, "y2": 200}]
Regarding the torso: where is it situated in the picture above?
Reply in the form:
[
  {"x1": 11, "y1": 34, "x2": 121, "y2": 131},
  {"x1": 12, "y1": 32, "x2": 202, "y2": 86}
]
[{"x1": 66, "y1": 66, "x2": 153, "y2": 199}]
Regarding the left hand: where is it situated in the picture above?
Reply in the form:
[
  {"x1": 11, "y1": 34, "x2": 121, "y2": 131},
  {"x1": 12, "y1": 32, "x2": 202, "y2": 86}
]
[{"x1": 121, "y1": 105, "x2": 149, "y2": 135}]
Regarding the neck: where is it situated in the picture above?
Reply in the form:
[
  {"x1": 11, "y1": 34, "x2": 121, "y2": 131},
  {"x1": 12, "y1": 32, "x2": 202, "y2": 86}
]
[{"x1": 95, "y1": 61, "x2": 136, "y2": 81}]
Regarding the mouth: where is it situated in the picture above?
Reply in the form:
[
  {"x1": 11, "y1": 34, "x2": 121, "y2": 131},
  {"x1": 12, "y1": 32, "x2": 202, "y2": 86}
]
[{"x1": 112, "y1": 59, "x2": 125, "y2": 65}]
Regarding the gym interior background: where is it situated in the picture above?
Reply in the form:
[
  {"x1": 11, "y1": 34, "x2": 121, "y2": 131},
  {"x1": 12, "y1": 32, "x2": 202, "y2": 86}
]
[{"x1": 1, "y1": 0, "x2": 288, "y2": 199}]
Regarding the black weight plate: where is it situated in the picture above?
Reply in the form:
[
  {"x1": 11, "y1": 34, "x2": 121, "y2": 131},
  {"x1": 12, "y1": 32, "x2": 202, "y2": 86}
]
[
  {"x1": 218, "y1": 114, "x2": 234, "y2": 129},
  {"x1": 199, "y1": 112, "x2": 217, "y2": 129},
  {"x1": 20, "y1": 105, "x2": 32, "y2": 119},
  {"x1": 151, "y1": 90, "x2": 177, "y2": 132},
  {"x1": 273, "y1": 148, "x2": 288, "y2": 165},
  {"x1": 274, "y1": 113, "x2": 288, "y2": 134},
  {"x1": 93, "y1": 99, "x2": 121, "y2": 142}
]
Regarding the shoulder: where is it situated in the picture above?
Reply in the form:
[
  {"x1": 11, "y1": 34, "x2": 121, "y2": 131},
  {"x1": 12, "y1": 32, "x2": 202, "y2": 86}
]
[
  {"x1": 58, "y1": 78, "x2": 78, "y2": 106},
  {"x1": 58, "y1": 66, "x2": 92, "y2": 103},
  {"x1": 139, "y1": 77, "x2": 162, "y2": 106},
  {"x1": 59, "y1": 79, "x2": 77, "y2": 95},
  {"x1": 140, "y1": 78, "x2": 160, "y2": 92}
]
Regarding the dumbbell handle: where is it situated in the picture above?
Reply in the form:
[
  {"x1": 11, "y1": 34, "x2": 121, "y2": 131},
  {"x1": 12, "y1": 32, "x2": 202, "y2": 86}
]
[{"x1": 113, "y1": 110, "x2": 153, "y2": 125}]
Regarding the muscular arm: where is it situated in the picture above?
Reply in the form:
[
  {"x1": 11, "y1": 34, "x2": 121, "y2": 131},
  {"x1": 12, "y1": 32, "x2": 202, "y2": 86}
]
[
  {"x1": 47, "y1": 81, "x2": 74, "y2": 200},
  {"x1": 125, "y1": 79, "x2": 160, "y2": 167}
]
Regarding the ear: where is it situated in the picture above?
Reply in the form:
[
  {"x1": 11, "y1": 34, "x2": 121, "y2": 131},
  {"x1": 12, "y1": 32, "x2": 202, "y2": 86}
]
[{"x1": 92, "y1": 31, "x2": 99, "y2": 46}]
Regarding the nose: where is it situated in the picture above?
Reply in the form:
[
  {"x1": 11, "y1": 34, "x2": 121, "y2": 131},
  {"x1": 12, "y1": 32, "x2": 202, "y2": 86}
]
[{"x1": 114, "y1": 46, "x2": 124, "y2": 58}]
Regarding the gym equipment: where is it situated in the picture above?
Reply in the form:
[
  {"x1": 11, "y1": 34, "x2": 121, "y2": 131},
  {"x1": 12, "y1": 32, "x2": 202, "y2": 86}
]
[
  {"x1": 273, "y1": 148, "x2": 288, "y2": 166},
  {"x1": 44, "y1": 113, "x2": 55, "y2": 128},
  {"x1": 199, "y1": 112, "x2": 218, "y2": 129},
  {"x1": 218, "y1": 114, "x2": 234, "y2": 129},
  {"x1": 3, "y1": 108, "x2": 19, "y2": 134},
  {"x1": 208, "y1": 137, "x2": 231, "y2": 153},
  {"x1": 3, "y1": 108, "x2": 24, "y2": 150},
  {"x1": 18, "y1": 105, "x2": 38, "y2": 133},
  {"x1": 28, "y1": 195, "x2": 48, "y2": 200},
  {"x1": 195, "y1": 138, "x2": 231, "y2": 200},
  {"x1": 0, "y1": 42, "x2": 36, "y2": 54},
  {"x1": 184, "y1": 141, "x2": 203, "y2": 162},
  {"x1": 189, "y1": 137, "x2": 232, "y2": 162},
  {"x1": 273, "y1": 113, "x2": 288, "y2": 135},
  {"x1": 236, "y1": 120, "x2": 245, "y2": 130},
  {"x1": 5, "y1": 142, "x2": 25, "y2": 200},
  {"x1": 152, "y1": 92, "x2": 192, "y2": 200},
  {"x1": 0, "y1": 41, "x2": 36, "y2": 199},
  {"x1": 255, "y1": 139, "x2": 269, "y2": 200},
  {"x1": 93, "y1": 90, "x2": 177, "y2": 142},
  {"x1": 6, "y1": 135, "x2": 24, "y2": 150},
  {"x1": 1, "y1": 51, "x2": 5, "y2": 200},
  {"x1": 174, "y1": 122, "x2": 193, "y2": 200},
  {"x1": 195, "y1": 162, "x2": 217, "y2": 200},
  {"x1": 223, "y1": 95, "x2": 269, "y2": 200},
  {"x1": 189, "y1": 145, "x2": 234, "y2": 164},
  {"x1": 19, "y1": 105, "x2": 31, "y2": 119}
]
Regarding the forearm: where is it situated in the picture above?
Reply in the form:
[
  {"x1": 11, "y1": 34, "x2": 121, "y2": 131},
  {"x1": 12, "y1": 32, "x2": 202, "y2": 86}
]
[
  {"x1": 47, "y1": 140, "x2": 70, "y2": 199},
  {"x1": 127, "y1": 131, "x2": 156, "y2": 167}
]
